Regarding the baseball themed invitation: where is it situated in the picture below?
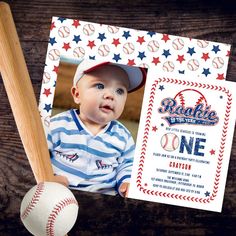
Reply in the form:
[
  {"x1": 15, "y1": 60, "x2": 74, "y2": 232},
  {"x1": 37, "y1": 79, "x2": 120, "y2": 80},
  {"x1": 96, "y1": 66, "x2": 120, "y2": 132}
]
[
  {"x1": 128, "y1": 73, "x2": 236, "y2": 212},
  {"x1": 38, "y1": 17, "x2": 235, "y2": 211}
]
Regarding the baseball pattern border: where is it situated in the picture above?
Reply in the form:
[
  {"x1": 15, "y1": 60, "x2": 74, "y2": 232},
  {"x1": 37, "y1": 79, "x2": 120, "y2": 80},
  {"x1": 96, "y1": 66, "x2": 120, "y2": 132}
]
[
  {"x1": 136, "y1": 77, "x2": 232, "y2": 204},
  {"x1": 38, "y1": 18, "x2": 231, "y2": 134}
]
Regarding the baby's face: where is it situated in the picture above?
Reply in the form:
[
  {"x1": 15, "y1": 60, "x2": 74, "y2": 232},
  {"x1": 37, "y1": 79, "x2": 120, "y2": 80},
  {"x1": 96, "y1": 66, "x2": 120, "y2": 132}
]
[{"x1": 72, "y1": 64, "x2": 129, "y2": 126}]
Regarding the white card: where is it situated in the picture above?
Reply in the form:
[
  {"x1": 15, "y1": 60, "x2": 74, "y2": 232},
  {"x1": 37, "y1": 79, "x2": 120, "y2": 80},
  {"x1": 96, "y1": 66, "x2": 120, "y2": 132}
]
[{"x1": 128, "y1": 72, "x2": 236, "y2": 212}]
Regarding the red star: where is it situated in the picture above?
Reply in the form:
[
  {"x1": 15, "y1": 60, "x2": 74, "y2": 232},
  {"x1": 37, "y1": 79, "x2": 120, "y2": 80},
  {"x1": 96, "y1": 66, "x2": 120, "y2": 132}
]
[
  {"x1": 62, "y1": 42, "x2": 71, "y2": 51},
  {"x1": 87, "y1": 40, "x2": 96, "y2": 49},
  {"x1": 112, "y1": 38, "x2": 121, "y2": 47},
  {"x1": 144, "y1": 183, "x2": 148, "y2": 187},
  {"x1": 201, "y1": 52, "x2": 210, "y2": 61},
  {"x1": 137, "y1": 36, "x2": 145, "y2": 45},
  {"x1": 226, "y1": 50, "x2": 230, "y2": 57},
  {"x1": 72, "y1": 20, "x2": 80, "y2": 28},
  {"x1": 53, "y1": 66, "x2": 59, "y2": 74},
  {"x1": 152, "y1": 126, "x2": 158, "y2": 132},
  {"x1": 152, "y1": 57, "x2": 161, "y2": 65},
  {"x1": 127, "y1": 59, "x2": 136, "y2": 66},
  {"x1": 50, "y1": 21, "x2": 56, "y2": 31},
  {"x1": 161, "y1": 34, "x2": 170, "y2": 43},
  {"x1": 177, "y1": 55, "x2": 185, "y2": 63},
  {"x1": 43, "y1": 88, "x2": 52, "y2": 97},
  {"x1": 210, "y1": 149, "x2": 215, "y2": 155},
  {"x1": 217, "y1": 73, "x2": 225, "y2": 80}
]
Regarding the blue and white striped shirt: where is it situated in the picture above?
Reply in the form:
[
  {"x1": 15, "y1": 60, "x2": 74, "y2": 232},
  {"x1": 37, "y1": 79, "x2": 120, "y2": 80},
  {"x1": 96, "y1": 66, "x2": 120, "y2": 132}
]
[{"x1": 47, "y1": 109, "x2": 135, "y2": 196}]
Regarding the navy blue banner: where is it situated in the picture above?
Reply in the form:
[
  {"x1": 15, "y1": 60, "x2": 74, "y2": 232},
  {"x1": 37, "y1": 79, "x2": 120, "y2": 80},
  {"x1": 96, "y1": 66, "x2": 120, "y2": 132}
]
[{"x1": 163, "y1": 116, "x2": 218, "y2": 126}]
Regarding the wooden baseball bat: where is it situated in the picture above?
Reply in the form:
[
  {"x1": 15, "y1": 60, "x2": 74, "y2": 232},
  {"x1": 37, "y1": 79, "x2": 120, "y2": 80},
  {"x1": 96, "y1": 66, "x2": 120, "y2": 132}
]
[{"x1": 0, "y1": 2, "x2": 55, "y2": 183}]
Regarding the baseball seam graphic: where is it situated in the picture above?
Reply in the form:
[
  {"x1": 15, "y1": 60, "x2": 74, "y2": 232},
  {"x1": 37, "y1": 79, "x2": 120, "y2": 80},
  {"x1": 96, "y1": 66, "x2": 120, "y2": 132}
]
[
  {"x1": 46, "y1": 197, "x2": 78, "y2": 236},
  {"x1": 136, "y1": 78, "x2": 232, "y2": 204},
  {"x1": 178, "y1": 92, "x2": 185, "y2": 106},
  {"x1": 172, "y1": 135, "x2": 177, "y2": 150},
  {"x1": 196, "y1": 96, "x2": 206, "y2": 106},
  {"x1": 163, "y1": 134, "x2": 168, "y2": 149},
  {"x1": 21, "y1": 182, "x2": 45, "y2": 220}
]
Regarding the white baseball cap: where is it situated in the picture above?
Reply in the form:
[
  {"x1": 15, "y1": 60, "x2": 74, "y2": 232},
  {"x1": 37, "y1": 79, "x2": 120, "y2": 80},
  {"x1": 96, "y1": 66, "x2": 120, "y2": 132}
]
[{"x1": 73, "y1": 60, "x2": 146, "y2": 93}]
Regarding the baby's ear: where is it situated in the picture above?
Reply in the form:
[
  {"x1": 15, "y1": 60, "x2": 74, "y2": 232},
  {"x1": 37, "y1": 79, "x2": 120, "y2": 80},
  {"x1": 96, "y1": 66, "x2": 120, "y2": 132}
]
[{"x1": 71, "y1": 86, "x2": 80, "y2": 104}]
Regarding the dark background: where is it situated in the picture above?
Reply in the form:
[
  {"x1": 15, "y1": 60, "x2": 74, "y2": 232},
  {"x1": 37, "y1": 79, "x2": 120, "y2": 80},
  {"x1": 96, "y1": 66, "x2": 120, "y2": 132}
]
[{"x1": 0, "y1": 0, "x2": 236, "y2": 235}]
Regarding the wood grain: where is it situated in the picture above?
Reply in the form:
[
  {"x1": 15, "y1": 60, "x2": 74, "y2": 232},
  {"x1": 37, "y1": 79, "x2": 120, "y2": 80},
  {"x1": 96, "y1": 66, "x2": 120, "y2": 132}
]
[
  {"x1": 0, "y1": 2, "x2": 55, "y2": 183},
  {"x1": 0, "y1": 0, "x2": 236, "y2": 235}
]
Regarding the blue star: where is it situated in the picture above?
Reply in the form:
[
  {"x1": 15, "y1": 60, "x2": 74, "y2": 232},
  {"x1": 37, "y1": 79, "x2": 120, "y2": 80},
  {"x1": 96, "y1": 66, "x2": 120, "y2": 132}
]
[
  {"x1": 58, "y1": 17, "x2": 66, "y2": 23},
  {"x1": 73, "y1": 35, "x2": 81, "y2": 44},
  {"x1": 147, "y1": 31, "x2": 156, "y2": 37},
  {"x1": 220, "y1": 95, "x2": 223, "y2": 99},
  {"x1": 162, "y1": 49, "x2": 171, "y2": 58},
  {"x1": 89, "y1": 56, "x2": 96, "y2": 60},
  {"x1": 161, "y1": 123, "x2": 164, "y2": 127},
  {"x1": 202, "y1": 68, "x2": 211, "y2": 77},
  {"x1": 122, "y1": 31, "x2": 131, "y2": 40},
  {"x1": 178, "y1": 70, "x2": 185, "y2": 74},
  {"x1": 138, "y1": 51, "x2": 146, "y2": 60},
  {"x1": 187, "y1": 47, "x2": 196, "y2": 56},
  {"x1": 204, "y1": 191, "x2": 210, "y2": 197},
  {"x1": 159, "y1": 85, "x2": 165, "y2": 91},
  {"x1": 97, "y1": 33, "x2": 106, "y2": 42},
  {"x1": 113, "y1": 54, "x2": 121, "y2": 62},
  {"x1": 44, "y1": 104, "x2": 52, "y2": 113},
  {"x1": 212, "y1": 45, "x2": 221, "y2": 54},
  {"x1": 49, "y1": 37, "x2": 57, "y2": 46}
]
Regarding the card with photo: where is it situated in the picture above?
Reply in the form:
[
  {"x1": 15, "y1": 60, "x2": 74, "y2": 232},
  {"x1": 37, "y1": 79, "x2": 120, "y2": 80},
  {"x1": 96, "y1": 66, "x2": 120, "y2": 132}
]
[{"x1": 38, "y1": 17, "x2": 233, "y2": 210}]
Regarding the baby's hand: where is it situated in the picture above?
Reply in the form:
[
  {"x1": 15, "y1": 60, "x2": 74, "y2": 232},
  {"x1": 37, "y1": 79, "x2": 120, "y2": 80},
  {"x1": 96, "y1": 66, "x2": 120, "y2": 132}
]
[
  {"x1": 119, "y1": 182, "x2": 130, "y2": 198},
  {"x1": 53, "y1": 175, "x2": 69, "y2": 187}
]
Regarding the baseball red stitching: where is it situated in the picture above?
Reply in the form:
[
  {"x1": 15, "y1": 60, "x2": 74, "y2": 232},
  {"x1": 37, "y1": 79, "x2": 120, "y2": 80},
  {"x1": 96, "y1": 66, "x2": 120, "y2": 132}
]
[
  {"x1": 136, "y1": 77, "x2": 232, "y2": 203},
  {"x1": 46, "y1": 197, "x2": 78, "y2": 236},
  {"x1": 163, "y1": 134, "x2": 168, "y2": 149},
  {"x1": 172, "y1": 135, "x2": 178, "y2": 150},
  {"x1": 21, "y1": 182, "x2": 45, "y2": 220},
  {"x1": 178, "y1": 92, "x2": 185, "y2": 106}
]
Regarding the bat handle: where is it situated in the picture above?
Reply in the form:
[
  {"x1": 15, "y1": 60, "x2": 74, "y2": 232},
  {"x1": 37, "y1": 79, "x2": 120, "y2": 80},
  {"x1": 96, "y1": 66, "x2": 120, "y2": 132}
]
[{"x1": 0, "y1": 2, "x2": 55, "y2": 183}]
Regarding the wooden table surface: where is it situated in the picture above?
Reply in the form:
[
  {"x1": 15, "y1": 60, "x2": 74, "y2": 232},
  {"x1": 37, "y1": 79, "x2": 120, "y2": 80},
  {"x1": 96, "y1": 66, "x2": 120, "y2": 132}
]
[{"x1": 0, "y1": 0, "x2": 236, "y2": 235}]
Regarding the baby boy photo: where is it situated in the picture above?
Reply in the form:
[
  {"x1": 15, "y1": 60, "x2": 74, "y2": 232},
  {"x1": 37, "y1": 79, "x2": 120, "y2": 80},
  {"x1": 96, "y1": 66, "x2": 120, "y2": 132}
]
[{"x1": 48, "y1": 59, "x2": 146, "y2": 197}]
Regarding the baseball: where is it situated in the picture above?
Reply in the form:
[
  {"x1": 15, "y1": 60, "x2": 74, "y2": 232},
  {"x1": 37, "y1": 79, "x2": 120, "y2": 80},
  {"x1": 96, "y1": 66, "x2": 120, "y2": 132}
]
[
  {"x1": 162, "y1": 61, "x2": 175, "y2": 72},
  {"x1": 58, "y1": 26, "x2": 70, "y2": 38},
  {"x1": 73, "y1": 46, "x2": 85, "y2": 59},
  {"x1": 83, "y1": 23, "x2": 95, "y2": 36},
  {"x1": 44, "y1": 116, "x2": 50, "y2": 127},
  {"x1": 187, "y1": 59, "x2": 199, "y2": 71},
  {"x1": 212, "y1": 56, "x2": 224, "y2": 69},
  {"x1": 197, "y1": 39, "x2": 209, "y2": 48},
  {"x1": 139, "y1": 63, "x2": 149, "y2": 69},
  {"x1": 161, "y1": 133, "x2": 179, "y2": 152},
  {"x1": 107, "y1": 25, "x2": 119, "y2": 34},
  {"x1": 48, "y1": 49, "x2": 60, "y2": 61},
  {"x1": 98, "y1": 44, "x2": 110, "y2": 57},
  {"x1": 20, "y1": 182, "x2": 79, "y2": 236},
  {"x1": 123, "y1": 42, "x2": 135, "y2": 54},
  {"x1": 174, "y1": 89, "x2": 207, "y2": 108},
  {"x1": 43, "y1": 72, "x2": 51, "y2": 84},
  {"x1": 147, "y1": 40, "x2": 159, "y2": 52},
  {"x1": 172, "y1": 38, "x2": 184, "y2": 50}
]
